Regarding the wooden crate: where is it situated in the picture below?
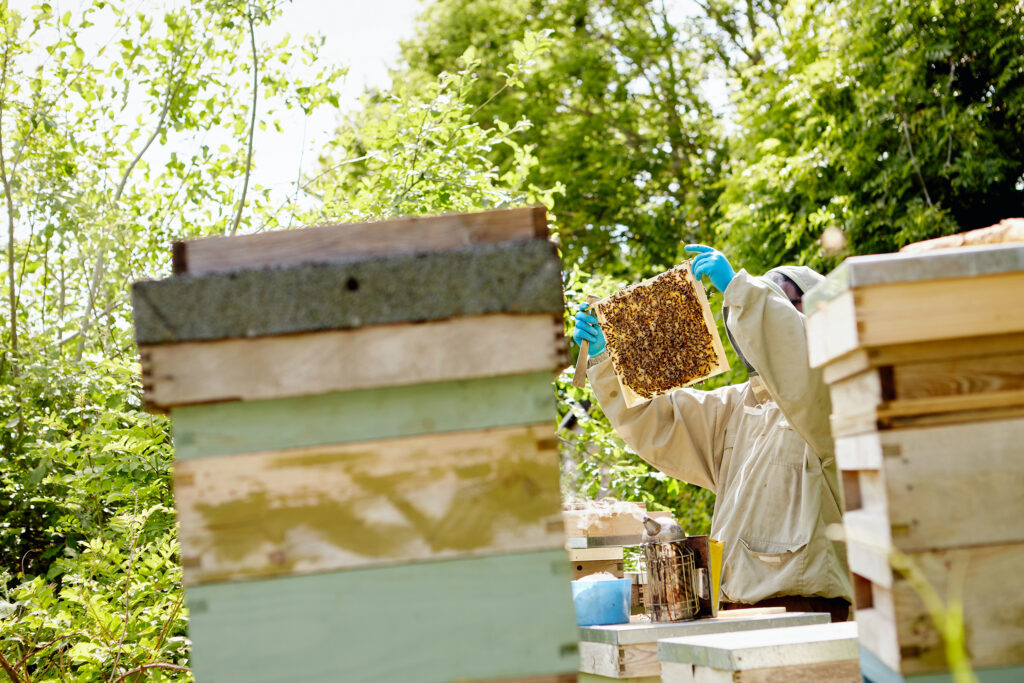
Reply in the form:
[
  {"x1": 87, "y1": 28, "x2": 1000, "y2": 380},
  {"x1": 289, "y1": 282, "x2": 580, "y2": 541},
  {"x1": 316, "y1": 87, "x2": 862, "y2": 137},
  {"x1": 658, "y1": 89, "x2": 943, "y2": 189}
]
[
  {"x1": 577, "y1": 611, "x2": 827, "y2": 679},
  {"x1": 659, "y1": 621, "x2": 860, "y2": 683},
  {"x1": 133, "y1": 207, "x2": 579, "y2": 682},
  {"x1": 805, "y1": 242, "x2": 1024, "y2": 679}
]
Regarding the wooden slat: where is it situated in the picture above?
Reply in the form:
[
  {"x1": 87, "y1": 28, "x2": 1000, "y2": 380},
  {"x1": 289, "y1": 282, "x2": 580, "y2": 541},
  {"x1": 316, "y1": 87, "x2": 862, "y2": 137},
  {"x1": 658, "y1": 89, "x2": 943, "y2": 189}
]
[
  {"x1": 579, "y1": 613, "x2": 829, "y2": 678},
  {"x1": 562, "y1": 507, "x2": 671, "y2": 539},
  {"x1": 185, "y1": 549, "x2": 578, "y2": 683},
  {"x1": 658, "y1": 622, "x2": 859, "y2": 670},
  {"x1": 674, "y1": 659, "x2": 860, "y2": 683},
  {"x1": 174, "y1": 205, "x2": 549, "y2": 275},
  {"x1": 822, "y1": 332, "x2": 1024, "y2": 385},
  {"x1": 804, "y1": 243, "x2": 1024, "y2": 311},
  {"x1": 141, "y1": 313, "x2": 568, "y2": 410},
  {"x1": 171, "y1": 371, "x2": 555, "y2": 460},
  {"x1": 175, "y1": 423, "x2": 563, "y2": 585},
  {"x1": 571, "y1": 559, "x2": 624, "y2": 580},
  {"x1": 568, "y1": 548, "x2": 624, "y2": 562},
  {"x1": 851, "y1": 542, "x2": 1024, "y2": 676},
  {"x1": 828, "y1": 353, "x2": 1024, "y2": 434},
  {"x1": 136, "y1": 239, "x2": 563, "y2": 344},
  {"x1": 838, "y1": 418, "x2": 1024, "y2": 551},
  {"x1": 807, "y1": 271, "x2": 1024, "y2": 368}
]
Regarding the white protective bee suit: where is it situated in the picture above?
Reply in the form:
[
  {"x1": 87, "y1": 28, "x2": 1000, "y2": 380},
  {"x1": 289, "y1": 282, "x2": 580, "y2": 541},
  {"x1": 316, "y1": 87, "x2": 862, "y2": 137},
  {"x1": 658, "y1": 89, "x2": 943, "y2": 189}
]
[{"x1": 588, "y1": 267, "x2": 852, "y2": 606}]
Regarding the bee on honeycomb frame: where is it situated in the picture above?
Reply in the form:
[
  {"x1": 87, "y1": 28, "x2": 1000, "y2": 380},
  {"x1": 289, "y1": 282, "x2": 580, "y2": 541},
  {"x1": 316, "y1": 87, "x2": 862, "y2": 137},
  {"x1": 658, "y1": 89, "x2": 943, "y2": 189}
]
[{"x1": 593, "y1": 261, "x2": 730, "y2": 408}]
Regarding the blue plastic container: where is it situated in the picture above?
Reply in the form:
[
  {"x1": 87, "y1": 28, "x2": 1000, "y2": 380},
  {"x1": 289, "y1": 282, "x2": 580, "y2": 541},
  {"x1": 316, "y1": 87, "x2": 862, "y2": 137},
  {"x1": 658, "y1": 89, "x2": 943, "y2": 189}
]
[{"x1": 571, "y1": 578, "x2": 632, "y2": 626}]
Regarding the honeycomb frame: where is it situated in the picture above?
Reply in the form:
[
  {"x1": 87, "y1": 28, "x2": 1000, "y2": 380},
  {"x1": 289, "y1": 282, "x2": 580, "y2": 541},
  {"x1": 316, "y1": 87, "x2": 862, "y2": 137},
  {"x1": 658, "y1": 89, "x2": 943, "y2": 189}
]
[{"x1": 593, "y1": 261, "x2": 729, "y2": 407}]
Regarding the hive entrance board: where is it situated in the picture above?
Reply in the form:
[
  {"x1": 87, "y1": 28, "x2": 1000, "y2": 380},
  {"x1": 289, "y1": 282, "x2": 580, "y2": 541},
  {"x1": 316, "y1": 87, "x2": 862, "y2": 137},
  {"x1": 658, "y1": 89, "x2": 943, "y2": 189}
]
[{"x1": 594, "y1": 262, "x2": 729, "y2": 408}]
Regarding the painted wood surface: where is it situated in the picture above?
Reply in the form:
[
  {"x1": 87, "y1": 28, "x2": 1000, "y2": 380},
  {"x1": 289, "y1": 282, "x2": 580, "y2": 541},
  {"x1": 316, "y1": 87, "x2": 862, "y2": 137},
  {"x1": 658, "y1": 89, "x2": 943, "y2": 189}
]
[
  {"x1": 563, "y1": 507, "x2": 671, "y2": 539},
  {"x1": 828, "y1": 355, "x2": 1024, "y2": 436},
  {"x1": 850, "y1": 541, "x2": 1024, "y2": 675},
  {"x1": 578, "y1": 613, "x2": 828, "y2": 678},
  {"x1": 571, "y1": 558, "x2": 624, "y2": 580},
  {"x1": 175, "y1": 423, "x2": 563, "y2": 585},
  {"x1": 836, "y1": 418, "x2": 1024, "y2": 552},
  {"x1": 185, "y1": 549, "x2": 578, "y2": 683},
  {"x1": 171, "y1": 371, "x2": 556, "y2": 460},
  {"x1": 822, "y1": 332, "x2": 1024, "y2": 385},
  {"x1": 663, "y1": 659, "x2": 861, "y2": 683},
  {"x1": 136, "y1": 239, "x2": 563, "y2": 344},
  {"x1": 174, "y1": 205, "x2": 549, "y2": 275},
  {"x1": 141, "y1": 312, "x2": 568, "y2": 410},
  {"x1": 806, "y1": 272, "x2": 1024, "y2": 368},
  {"x1": 658, "y1": 621, "x2": 859, "y2": 670},
  {"x1": 803, "y1": 243, "x2": 1024, "y2": 311}
]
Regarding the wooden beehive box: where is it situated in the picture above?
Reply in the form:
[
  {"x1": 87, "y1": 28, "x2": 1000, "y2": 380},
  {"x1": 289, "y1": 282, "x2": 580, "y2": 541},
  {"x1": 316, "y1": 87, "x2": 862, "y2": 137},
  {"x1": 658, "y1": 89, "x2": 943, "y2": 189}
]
[
  {"x1": 659, "y1": 621, "x2": 860, "y2": 683},
  {"x1": 132, "y1": 207, "x2": 579, "y2": 683},
  {"x1": 577, "y1": 610, "x2": 827, "y2": 680},
  {"x1": 593, "y1": 262, "x2": 728, "y2": 408},
  {"x1": 804, "y1": 242, "x2": 1024, "y2": 680}
]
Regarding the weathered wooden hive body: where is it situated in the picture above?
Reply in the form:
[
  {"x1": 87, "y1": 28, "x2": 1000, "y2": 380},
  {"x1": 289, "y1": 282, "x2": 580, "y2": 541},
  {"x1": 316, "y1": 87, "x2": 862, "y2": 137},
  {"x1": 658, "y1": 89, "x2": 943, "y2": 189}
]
[
  {"x1": 804, "y1": 241, "x2": 1024, "y2": 681},
  {"x1": 131, "y1": 207, "x2": 578, "y2": 682}
]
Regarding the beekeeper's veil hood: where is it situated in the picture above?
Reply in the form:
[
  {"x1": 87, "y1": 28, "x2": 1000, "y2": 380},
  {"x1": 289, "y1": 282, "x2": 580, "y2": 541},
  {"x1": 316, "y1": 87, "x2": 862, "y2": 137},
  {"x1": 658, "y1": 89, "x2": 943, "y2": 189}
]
[
  {"x1": 723, "y1": 265, "x2": 824, "y2": 374},
  {"x1": 764, "y1": 265, "x2": 825, "y2": 297}
]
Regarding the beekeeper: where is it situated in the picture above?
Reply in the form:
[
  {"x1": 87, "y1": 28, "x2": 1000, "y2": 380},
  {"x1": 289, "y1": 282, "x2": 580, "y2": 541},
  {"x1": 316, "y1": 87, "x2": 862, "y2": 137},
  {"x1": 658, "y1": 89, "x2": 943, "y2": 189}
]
[{"x1": 572, "y1": 244, "x2": 852, "y2": 621}]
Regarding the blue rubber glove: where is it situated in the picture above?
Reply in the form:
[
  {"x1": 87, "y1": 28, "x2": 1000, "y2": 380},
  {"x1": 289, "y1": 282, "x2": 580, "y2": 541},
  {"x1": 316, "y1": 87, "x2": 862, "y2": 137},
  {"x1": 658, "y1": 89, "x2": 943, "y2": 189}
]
[
  {"x1": 572, "y1": 303, "x2": 606, "y2": 357},
  {"x1": 685, "y1": 244, "x2": 736, "y2": 293}
]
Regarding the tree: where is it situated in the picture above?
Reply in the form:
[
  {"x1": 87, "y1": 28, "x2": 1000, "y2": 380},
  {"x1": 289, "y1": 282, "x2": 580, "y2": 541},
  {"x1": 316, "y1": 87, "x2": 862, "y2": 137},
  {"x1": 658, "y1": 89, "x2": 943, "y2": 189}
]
[
  {"x1": 715, "y1": 0, "x2": 1024, "y2": 273},
  {"x1": 0, "y1": 1, "x2": 342, "y2": 679},
  {"x1": 399, "y1": 0, "x2": 726, "y2": 279}
]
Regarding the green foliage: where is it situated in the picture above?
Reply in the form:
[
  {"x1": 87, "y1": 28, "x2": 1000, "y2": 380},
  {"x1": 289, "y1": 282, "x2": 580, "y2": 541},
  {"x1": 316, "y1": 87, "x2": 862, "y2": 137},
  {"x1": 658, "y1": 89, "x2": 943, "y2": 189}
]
[
  {"x1": 715, "y1": 0, "x2": 1024, "y2": 272},
  {"x1": 399, "y1": 0, "x2": 725, "y2": 279},
  {"x1": 284, "y1": 29, "x2": 562, "y2": 227},
  {"x1": 0, "y1": 0, "x2": 342, "y2": 679}
]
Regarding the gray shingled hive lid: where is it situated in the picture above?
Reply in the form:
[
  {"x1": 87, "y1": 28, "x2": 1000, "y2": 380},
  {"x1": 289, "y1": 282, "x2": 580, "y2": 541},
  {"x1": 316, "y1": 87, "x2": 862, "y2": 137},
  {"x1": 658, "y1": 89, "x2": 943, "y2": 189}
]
[
  {"x1": 132, "y1": 239, "x2": 564, "y2": 345},
  {"x1": 804, "y1": 242, "x2": 1024, "y2": 313}
]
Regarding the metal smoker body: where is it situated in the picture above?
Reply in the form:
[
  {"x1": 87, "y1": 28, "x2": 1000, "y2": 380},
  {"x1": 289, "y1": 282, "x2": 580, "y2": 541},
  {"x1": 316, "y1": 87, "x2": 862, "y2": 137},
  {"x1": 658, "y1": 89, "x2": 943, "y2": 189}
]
[{"x1": 640, "y1": 516, "x2": 699, "y2": 622}]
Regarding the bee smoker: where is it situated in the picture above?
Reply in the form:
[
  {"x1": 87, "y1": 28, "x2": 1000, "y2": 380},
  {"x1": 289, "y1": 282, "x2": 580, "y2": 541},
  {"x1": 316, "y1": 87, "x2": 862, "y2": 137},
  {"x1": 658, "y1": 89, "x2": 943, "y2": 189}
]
[{"x1": 640, "y1": 516, "x2": 700, "y2": 622}]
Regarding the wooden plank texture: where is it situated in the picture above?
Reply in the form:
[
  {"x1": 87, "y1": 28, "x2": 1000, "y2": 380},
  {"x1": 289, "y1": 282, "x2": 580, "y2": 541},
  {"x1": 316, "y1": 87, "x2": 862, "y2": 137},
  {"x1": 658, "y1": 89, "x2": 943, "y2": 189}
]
[
  {"x1": 170, "y1": 371, "x2": 555, "y2": 460},
  {"x1": 822, "y1": 333, "x2": 1024, "y2": 385},
  {"x1": 851, "y1": 542, "x2": 1024, "y2": 675},
  {"x1": 664, "y1": 659, "x2": 860, "y2": 683},
  {"x1": 136, "y1": 239, "x2": 563, "y2": 344},
  {"x1": 579, "y1": 613, "x2": 828, "y2": 678},
  {"x1": 658, "y1": 622, "x2": 859, "y2": 671},
  {"x1": 836, "y1": 418, "x2": 1024, "y2": 551},
  {"x1": 807, "y1": 271, "x2": 1024, "y2": 367},
  {"x1": 828, "y1": 354, "x2": 1024, "y2": 435},
  {"x1": 803, "y1": 243, "x2": 1024, "y2": 311},
  {"x1": 175, "y1": 423, "x2": 563, "y2": 585},
  {"x1": 141, "y1": 312, "x2": 568, "y2": 410},
  {"x1": 185, "y1": 549, "x2": 578, "y2": 683},
  {"x1": 174, "y1": 205, "x2": 549, "y2": 275}
]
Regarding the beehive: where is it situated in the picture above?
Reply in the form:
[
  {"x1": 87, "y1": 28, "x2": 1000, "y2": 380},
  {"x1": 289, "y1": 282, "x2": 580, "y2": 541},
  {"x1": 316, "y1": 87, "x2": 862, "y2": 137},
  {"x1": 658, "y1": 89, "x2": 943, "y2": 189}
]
[
  {"x1": 804, "y1": 239, "x2": 1024, "y2": 681},
  {"x1": 593, "y1": 262, "x2": 728, "y2": 407},
  {"x1": 132, "y1": 207, "x2": 578, "y2": 683}
]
